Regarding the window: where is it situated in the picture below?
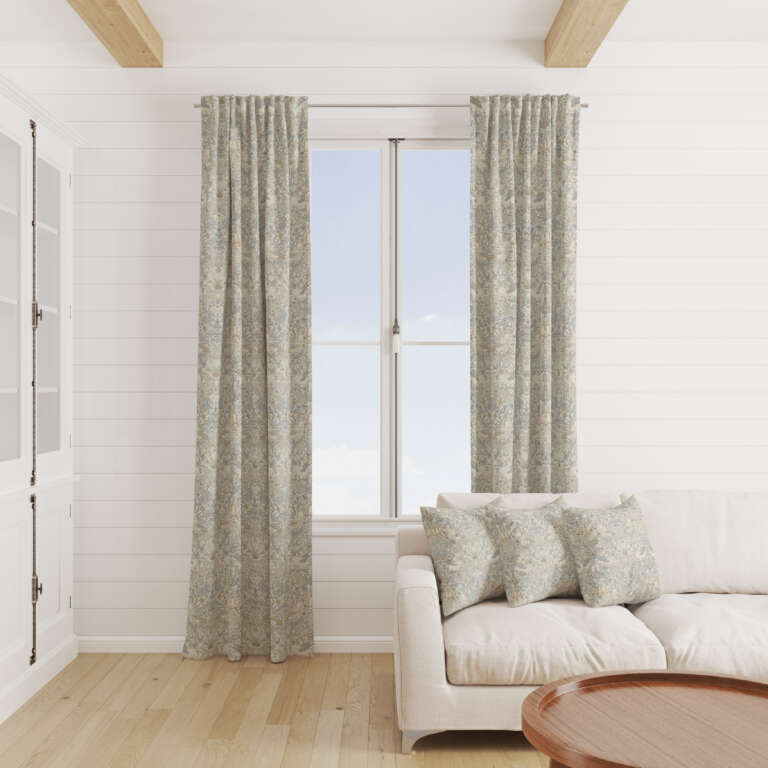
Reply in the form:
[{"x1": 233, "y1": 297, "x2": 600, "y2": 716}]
[{"x1": 311, "y1": 140, "x2": 470, "y2": 516}]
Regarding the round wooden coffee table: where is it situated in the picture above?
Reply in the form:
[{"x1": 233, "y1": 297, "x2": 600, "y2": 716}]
[{"x1": 522, "y1": 671, "x2": 768, "y2": 768}]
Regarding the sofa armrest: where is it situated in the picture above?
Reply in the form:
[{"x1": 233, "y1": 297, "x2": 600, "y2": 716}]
[
  {"x1": 395, "y1": 525, "x2": 429, "y2": 557},
  {"x1": 393, "y1": 555, "x2": 448, "y2": 731}
]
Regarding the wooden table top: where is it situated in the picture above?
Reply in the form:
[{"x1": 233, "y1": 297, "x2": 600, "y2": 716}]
[{"x1": 521, "y1": 671, "x2": 768, "y2": 768}]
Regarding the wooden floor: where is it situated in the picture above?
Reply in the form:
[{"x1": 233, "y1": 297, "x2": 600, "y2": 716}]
[{"x1": 0, "y1": 653, "x2": 547, "y2": 767}]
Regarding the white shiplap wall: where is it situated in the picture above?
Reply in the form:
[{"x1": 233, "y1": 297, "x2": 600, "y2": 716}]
[{"x1": 3, "y1": 39, "x2": 768, "y2": 650}]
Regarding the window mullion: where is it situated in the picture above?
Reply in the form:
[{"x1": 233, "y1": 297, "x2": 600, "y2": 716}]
[
  {"x1": 379, "y1": 140, "x2": 394, "y2": 519},
  {"x1": 389, "y1": 138, "x2": 404, "y2": 518}
]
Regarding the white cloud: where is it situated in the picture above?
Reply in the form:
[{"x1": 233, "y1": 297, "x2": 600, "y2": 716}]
[
  {"x1": 401, "y1": 453, "x2": 423, "y2": 477},
  {"x1": 313, "y1": 482, "x2": 377, "y2": 516},
  {"x1": 313, "y1": 443, "x2": 380, "y2": 514},
  {"x1": 314, "y1": 442, "x2": 378, "y2": 480}
]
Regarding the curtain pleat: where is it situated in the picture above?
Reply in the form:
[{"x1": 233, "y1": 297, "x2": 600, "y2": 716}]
[
  {"x1": 184, "y1": 95, "x2": 312, "y2": 663},
  {"x1": 470, "y1": 94, "x2": 579, "y2": 493}
]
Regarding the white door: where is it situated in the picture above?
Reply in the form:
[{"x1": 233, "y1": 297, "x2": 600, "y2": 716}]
[
  {"x1": 0, "y1": 104, "x2": 32, "y2": 683},
  {"x1": 34, "y1": 481, "x2": 73, "y2": 659},
  {"x1": 36, "y1": 125, "x2": 73, "y2": 483},
  {"x1": 0, "y1": 102, "x2": 31, "y2": 491},
  {"x1": 33, "y1": 127, "x2": 75, "y2": 663}
]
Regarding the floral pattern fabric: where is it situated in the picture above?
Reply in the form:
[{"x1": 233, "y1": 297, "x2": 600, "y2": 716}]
[
  {"x1": 564, "y1": 497, "x2": 661, "y2": 607},
  {"x1": 470, "y1": 95, "x2": 580, "y2": 494},
  {"x1": 421, "y1": 500, "x2": 563, "y2": 616},
  {"x1": 492, "y1": 497, "x2": 581, "y2": 607},
  {"x1": 184, "y1": 95, "x2": 313, "y2": 663}
]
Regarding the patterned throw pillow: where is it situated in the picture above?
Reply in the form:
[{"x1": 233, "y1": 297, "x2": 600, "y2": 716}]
[
  {"x1": 421, "y1": 500, "x2": 564, "y2": 616},
  {"x1": 490, "y1": 498, "x2": 580, "y2": 607},
  {"x1": 563, "y1": 497, "x2": 661, "y2": 607}
]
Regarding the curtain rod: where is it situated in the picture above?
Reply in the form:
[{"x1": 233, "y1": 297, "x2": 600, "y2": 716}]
[{"x1": 192, "y1": 102, "x2": 589, "y2": 109}]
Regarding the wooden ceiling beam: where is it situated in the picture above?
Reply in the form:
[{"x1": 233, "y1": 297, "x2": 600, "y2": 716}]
[
  {"x1": 66, "y1": 0, "x2": 163, "y2": 67},
  {"x1": 545, "y1": 0, "x2": 628, "y2": 67}
]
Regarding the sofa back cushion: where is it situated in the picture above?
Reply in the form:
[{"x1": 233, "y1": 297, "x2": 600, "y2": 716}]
[
  {"x1": 626, "y1": 490, "x2": 768, "y2": 594},
  {"x1": 395, "y1": 492, "x2": 620, "y2": 558},
  {"x1": 436, "y1": 492, "x2": 620, "y2": 511}
]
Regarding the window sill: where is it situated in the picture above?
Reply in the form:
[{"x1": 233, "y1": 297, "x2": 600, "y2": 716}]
[{"x1": 312, "y1": 515, "x2": 421, "y2": 536}]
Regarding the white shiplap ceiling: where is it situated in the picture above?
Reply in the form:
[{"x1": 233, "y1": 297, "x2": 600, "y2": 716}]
[{"x1": 1, "y1": 0, "x2": 768, "y2": 43}]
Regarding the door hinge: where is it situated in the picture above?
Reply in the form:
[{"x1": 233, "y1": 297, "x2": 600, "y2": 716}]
[
  {"x1": 68, "y1": 304, "x2": 72, "y2": 320},
  {"x1": 68, "y1": 503, "x2": 72, "y2": 519},
  {"x1": 32, "y1": 300, "x2": 42, "y2": 329},
  {"x1": 68, "y1": 433, "x2": 72, "y2": 449},
  {"x1": 68, "y1": 172, "x2": 72, "y2": 189},
  {"x1": 68, "y1": 595, "x2": 72, "y2": 609}
]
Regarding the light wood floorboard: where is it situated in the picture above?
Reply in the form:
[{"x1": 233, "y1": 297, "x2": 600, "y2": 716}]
[{"x1": 0, "y1": 654, "x2": 547, "y2": 767}]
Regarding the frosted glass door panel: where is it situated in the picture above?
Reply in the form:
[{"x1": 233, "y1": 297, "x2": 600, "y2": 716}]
[
  {"x1": 37, "y1": 160, "x2": 59, "y2": 232},
  {"x1": 37, "y1": 229, "x2": 59, "y2": 309},
  {"x1": 0, "y1": 132, "x2": 19, "y2": 212},
  {"x1": 37, "y1": 314, "x2": 59, "y2": 390},
  {"x1": 0, "y1": 132, "x2": 20, "y2": 462},
  {"x1": 38, "y1": 393, "x2": 59, "y2": 455},
  {"x1": 0, "y1": 209, "x2": 19, "y2": 290},
  {"x1": 0, "y1": 302, "x2": 19, "y2": 388},
  {"x1": 0, "y1": 394, "x2": 19, "y2": 461},
  {"x1": 37, "y1": 159, "x2": 60, "y2": 455}
]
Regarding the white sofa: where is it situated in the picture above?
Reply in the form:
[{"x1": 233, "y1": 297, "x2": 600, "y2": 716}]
[{"x1": 393, "y1": 490, "x2": 768, "y2": 753}]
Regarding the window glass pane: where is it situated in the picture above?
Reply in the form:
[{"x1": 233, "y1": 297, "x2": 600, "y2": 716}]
[
  {"x1": 311, "y1": 150, "x2": 381, "y2": 341},
  {"x1": 0, "y1": 131, "x2": 20, "y2": 463},
  {"x1": 401, "y1": 149, "x2": 470, "y2": 342},
  {"x1": 313, "y1": 346, "x2": 380, "y2": 516},
  {"x1": 401, "y1": 345, "x2": 470, "y2": 515}
]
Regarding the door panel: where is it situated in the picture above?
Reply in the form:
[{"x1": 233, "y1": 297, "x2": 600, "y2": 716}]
[{"x1": 0, "y1": 494, "x2": 30, "y2": 678}]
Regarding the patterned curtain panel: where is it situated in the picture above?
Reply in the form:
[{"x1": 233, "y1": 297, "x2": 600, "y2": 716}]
[
  {"x1": 470, "y1": 94, "x2": 580, "y2": 494},
  {"x1": 184, "y1": 95, "x2": 312, "y2": 663}
]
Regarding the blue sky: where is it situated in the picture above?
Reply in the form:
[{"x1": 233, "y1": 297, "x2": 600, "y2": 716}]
[{"x1": 311, "y1": 147, "x2": 470, "y2": 516}]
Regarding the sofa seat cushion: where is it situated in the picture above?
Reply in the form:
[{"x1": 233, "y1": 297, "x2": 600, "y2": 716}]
[
  {"x1": 632, "y1": 593, "x2": 768, "y2": 682},
  {"x1": 442, "y1": 598, "x2": 667, "y2": 685}
]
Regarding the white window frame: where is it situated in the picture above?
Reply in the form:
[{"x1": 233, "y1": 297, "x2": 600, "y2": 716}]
[{"x1": 310, "y1": 136, "x2": 470, "y2": 520}]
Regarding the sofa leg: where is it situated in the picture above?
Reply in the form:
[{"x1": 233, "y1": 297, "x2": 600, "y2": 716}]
[{"x1": 401, "y1": 730, "x2": 440, "y2": 754}]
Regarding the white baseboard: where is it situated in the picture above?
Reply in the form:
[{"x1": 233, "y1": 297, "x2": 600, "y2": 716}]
[
  {"x1": 0, "y1": 634, "x2": 78, "y2": 725},
  {"x1": 78, "y1": 635, "x2": 393, "y2": 654},
  {"x1": 78, "y1": 636, "x2": 185, "y2": 653},
  {"x1": 314, "y1": 635, "x2": 392, "y2": 653}
]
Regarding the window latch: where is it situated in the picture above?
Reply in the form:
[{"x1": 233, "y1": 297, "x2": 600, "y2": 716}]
[{"x1": 392, "y1": 318, "x2": 401, "y2": 354}]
